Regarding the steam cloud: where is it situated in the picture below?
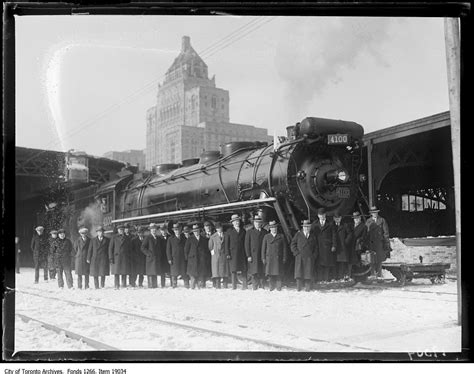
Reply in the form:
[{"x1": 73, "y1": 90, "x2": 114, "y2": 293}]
[
  {"x1": 275, "y1": 18, "x2": 393, "y2": 121},
  {"x1": 77, "y1": 201, "x2": 104, "y2": 237}
]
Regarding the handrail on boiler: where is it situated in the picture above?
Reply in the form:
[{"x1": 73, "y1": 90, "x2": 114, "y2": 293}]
[{"x1": 111, "y1": 197, "x2": 277, "y2": 224}]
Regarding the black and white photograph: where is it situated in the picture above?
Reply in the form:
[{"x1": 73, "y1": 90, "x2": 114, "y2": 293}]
[{"x1": 4, "y1": 1, "x2": 467, "y2": 363}]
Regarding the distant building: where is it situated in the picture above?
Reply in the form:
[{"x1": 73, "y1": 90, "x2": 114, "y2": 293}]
[
  {"x1": 146, "y1": 36, "x2": 272, "y2": 169},
  {"x1": 103, "y1": 149, "x2": 145, "y2": 170}
]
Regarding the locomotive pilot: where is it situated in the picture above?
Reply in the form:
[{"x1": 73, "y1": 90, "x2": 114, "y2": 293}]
[
  {"x1": 245, "y1": 215, "x2": 268, "y2": 290},
  {"x1": 311, "y1": 208, "x2": 337, "y2": 282},
  {"x1": 291, "y1": 220, "x2": 318, "y2": 291},
  {"x1": 261, "y1": 221, "x2": 288, "y2": 291},
  {"x1": 366, "y1": 206, "x2": 390, "y2": 278},
  {"x1": 73, "y1": 227, "x2": 91, "y2": 289},
  {"x1": 225, "y1": 214, "x2": 248, "y2": 290}
]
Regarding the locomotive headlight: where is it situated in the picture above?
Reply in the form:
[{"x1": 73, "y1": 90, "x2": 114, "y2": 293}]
[{"x1": 337, "y1": 171, "x2": 348, "y2": 182}]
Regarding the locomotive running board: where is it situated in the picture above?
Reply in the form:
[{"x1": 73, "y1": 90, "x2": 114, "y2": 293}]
[{"x1": 111, "y1": 197, "x2": 277, "y2": 224}]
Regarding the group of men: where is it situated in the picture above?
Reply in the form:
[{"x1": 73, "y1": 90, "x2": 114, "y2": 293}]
[{"x1": 28, "y1": 206, "x2": 390, "y2": 292}]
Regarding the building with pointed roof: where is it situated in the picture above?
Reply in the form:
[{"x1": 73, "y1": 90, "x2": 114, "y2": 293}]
[{"x1": 145, "y1": 36, "x2": 271, "y2": 169}]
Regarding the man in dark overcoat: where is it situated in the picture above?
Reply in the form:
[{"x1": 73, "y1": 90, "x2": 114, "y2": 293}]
[
  {"x1": 310, "y1": 208, "x2": 337, "y2": 282},
  {"x1": 30, "y1": 226, "x2": 49, "y2": 283},
  {"x1": 140, "y1": 223, "x2": 163, "y2": 288},
  {"x1": 245, "y1": 215, "x2": 268, "y2": 290},
  {"x1": 130, "y1": 226, "x2": 146, "y2": 287},
  {"x1": 225, "y1": 214, "x2": 248, "y2": 290},
  {"x1": 108, "y1": 224, "x2": 132, "y2": 289},
  {"x1": 334, "y1": 213, "x2": 353, "y2": 280},
  {"x1": 348, "y1": 211, "x2": 367, "y2": 276},
  {"x1": 261, "y1": 221, "x2": 288, "y2": 291},
  {"x1": 167, "y1": 223, "x2": 189, "y2": 288},
  {"x1": 366, "y1": 206, "x2": 390, "y2": 277},
  {"x1": 86, "y1": 226, "x2": 110, "y2": 289},
  {"x1": 201, "y1": 221, "x2": 214, "y2": 287},
  {"x1": 184, "y1": 224, "x2": 208, "y2": 289},
  {"x1": 48, "y1": 230, "x2": 58, "y2": 280},
  {"x1": 73, "y1": 227, "x2": 91, "y2": 289},
  {"x1": 159, "y1": 223, "x2": 171, "y2": 287},
  {"x1": 15, "y1": 236, "x2": 21, "y2": 274},
  {"x1": 291, "y1": 220, "x2": 318, "y2": 291},
  {"x1": 55, "y1": 229, "x2": 73, "y2": 289}
]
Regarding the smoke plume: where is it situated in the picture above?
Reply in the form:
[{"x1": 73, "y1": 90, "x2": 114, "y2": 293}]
[
  {"x1": 77, "y1": 201, "x2": 104, "y2": 237},
  {"x1": 275, "y1": 18, "x2": 393, "y2": 120}
]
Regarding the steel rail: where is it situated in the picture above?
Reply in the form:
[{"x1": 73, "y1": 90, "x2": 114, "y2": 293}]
[{"x1": 16, "y1": 313, "x2": 119, "y2": 350}]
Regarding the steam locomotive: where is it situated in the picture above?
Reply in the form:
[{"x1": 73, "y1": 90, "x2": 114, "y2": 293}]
[{"x1": 95, "y1": 116, "x2": 365, "y2": 242}]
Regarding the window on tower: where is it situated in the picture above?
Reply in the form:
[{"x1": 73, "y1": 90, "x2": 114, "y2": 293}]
[{"x1": 211, "y1": 96, "x2": 217, "y2": 109}]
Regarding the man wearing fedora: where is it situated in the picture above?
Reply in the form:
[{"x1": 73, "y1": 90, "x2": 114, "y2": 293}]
[
  {"x1": 74, "y1": 227, "x2": 91, "y2": 289},
  {"x1": 200, "y1": 221, "x2": 214, "y2": 287},
  {"x1": 86, "y1": 226, "x2": 110, "y2": 289},
  {"x1": 182, "y1": 225, "x2": 191, "y2": 239},
  {"x1": 311, "y1": 208, "x2": 337, "y2": 282},
  {"x1": 366, "y1": 206, "x2": 390, "y2": 278},
  {"x1": 245, "y1": 215, "x2": 268, "y2": 290},
  {"x1": 130, "y1": 226, "x2": 146, "y2": 287},
  {"x1": 209, "y1": 222, "x2": 230, "y2": 288},
  {"x1": 225, "y1": 214, "x2": 248, "y2": 290},
  {"x1": 48, "y1": 229, "x2": 59, "y2": 280},
  {"x1": 140, "y1": 223, "x2": 163, "y2": 288},
  {"x1": 56, "y1": 229, "x2": 74, "y2": 289},
  {"x1": 30, "y1": 225, "x2": 49, "y2": 283},
  {"x1": 348, "y1": 211, "x2": 368, "y2": 274},
  {"x1": 334, "y1": 212, "x2": 353, "y2": 280},
  {"x1": 291, "y1": 220, "x2": 318, "y2": 291},
  {"x1": 109, "y1": 224, "x2": 133, "y2": 289},
  {"x1": 261, "y1": 221, "x2": 288, "y2": 291},
  {"x1": 184, "y1": 224, "x2": 208, "y2": 289},
  {"x1": 159, "y1": 223, "x2": 171, "y2": 287},
  {"x1": 167, "y1": 223, "x2": 189, "y2": 288}
]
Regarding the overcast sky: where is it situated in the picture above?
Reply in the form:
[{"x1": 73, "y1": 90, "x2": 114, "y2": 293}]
[{"x1": 15, "y1": 15, "x2": 449, "y2": 157}]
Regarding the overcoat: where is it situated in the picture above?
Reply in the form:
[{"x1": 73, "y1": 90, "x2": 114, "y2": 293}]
[
  {"x1": 224, "y1": 227, "x2": 247, "y2": 273},
  {"x1": 55, "y1": 238, "x2": 73, "y2": 269},
  {"x1": 108, "y1": 234, "x2": 132, "y2": 275},
  {"x1": 208, "y1": 232, "x2": 230, "y2": 278},
  {"x1": 348, "y1": 222, "x2": 367, "y2": 265},
  {"x1": 48, "y1": 237, "x2": 58, "y2": 269},
  {"x1": 140, "y1": 234, "x2": 165, "y2": 275},
  {"x1": 311, "y1": 220, "x2": 337, "y2": 267},
  {"x1": 87, "y1": 236, "x2": 110, "y2": 276},
  {"x1": 166, "y1": 234, "x2": 187, "y2": 277},
  {"x1": 261, "y1": 233, "x2": 288, "y2": 276},
  {"x1": 290, "y1": 231, "x2": 318, "y2": 279},
  {"x1": 366, "y1": 216, "x2": 390, "y2": 262},
  {"x1": 130, "y1": 236, "x2": 146, "y2": 275},
  {"x1": 73, "y1": 236, "x2": 91, "y2": 275},
  {"x1": 334, "y1": 223, "x2": 352, "y2": 262},
  {"x1": 184, "y1": 235, "x2": 208, "y2": 278},
  {"x1": 30, "y1": 233, "x2": 48, "y2": 266},
  {"x1": 200, "y1": 233, "x2": 213, "y2": 279},
  {"x1": 160, "y1": 235, "x2": 171, "y2": 274},
  {"x1": 244, "y1": 227, "x2": 268, "y2": 275}
]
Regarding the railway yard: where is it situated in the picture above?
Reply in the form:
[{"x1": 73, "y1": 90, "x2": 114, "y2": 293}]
[{"x1": 13, "y1": 268, "x2": 460, "y2": 353}]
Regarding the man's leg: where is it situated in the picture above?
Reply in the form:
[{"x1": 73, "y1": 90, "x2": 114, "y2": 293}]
[
  {"x1": 57, "y1": 268, "x2": 64, "y2": 288},
  {"x1": 94, "y1": 276, "x2": 99, "y2": 289},
  {"x1": 77, "y1": 275, "x2": 83, "y2": 289},
  {"x1": 160, "y1": 274, "x2": 166, "y2": 288},
  {"x1": 241, "y1": 271, "x2": 248, "y2": 290},
  {"x1": 114, "y1": 274, "x2": 120, "y2": 289},
  {"x1": 65, "y1": 269, "x2": 74, "y2": 288},
  {"x1": 304, "y1": 279, "x2": 312, "y2": 292},
  {"x1": 296, "y1": 278, "x2": 303, "y2": 292},
  {"x1": 100, "y1": 276, "x2": 105, "y2": 288},
  {"x1": 130, "y1": 273, "x2": 137, "y2": 287},
  {"x1": 121, "y1": 274, "x2": 127, "y2": 288},
  {"x1": 231, "y1": 272, "x2": 237, "y2": 290},
  {"x1": 252, "y1": 275, "x2": 259, "y2": 290},
  {"x1": 138, "y1": 274, "x2": 144, "y2": 287},
  {"x1": 84, "y1": 275, "x2": 89, "y2": 289},
  {"x1": 34, "y1": 258, "x2": 40, "y2": 283},
  {"x1": 276, "y1": 276, "x2": 282, "y2": 291}
]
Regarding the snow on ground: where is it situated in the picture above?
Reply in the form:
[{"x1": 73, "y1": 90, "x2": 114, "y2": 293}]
[{"x1": 14, "y1": 268, "x2": 461, "y2": 352}]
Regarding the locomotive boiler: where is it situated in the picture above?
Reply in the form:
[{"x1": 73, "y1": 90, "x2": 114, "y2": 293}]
[{"x1": 96, "y1": 116, "x2": 364, "y2": 241}]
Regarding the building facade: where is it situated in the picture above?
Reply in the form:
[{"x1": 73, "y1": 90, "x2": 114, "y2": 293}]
[
  {"x1": 146, "y1": 36, "x2": 271, "y2": 169},
  {"x1": 103, "y1": 149, "x2": 146, "y2": 170}
]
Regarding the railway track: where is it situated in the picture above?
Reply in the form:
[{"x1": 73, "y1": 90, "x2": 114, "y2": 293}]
[
  {"x1": 16, "y1": 313, "x2": 118, "y2": 350},
  {"x1": 16, "y1": 288, "x2": 380, "y2": 352}
]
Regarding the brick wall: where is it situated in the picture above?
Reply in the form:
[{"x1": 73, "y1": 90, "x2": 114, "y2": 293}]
[{"x1": 385, "y1": 238, "x2": 457, "y2": 275}]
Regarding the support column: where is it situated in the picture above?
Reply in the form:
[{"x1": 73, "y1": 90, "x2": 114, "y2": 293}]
[{"x1": 367, "y1": 140, "x2": 374, "y2": 208}]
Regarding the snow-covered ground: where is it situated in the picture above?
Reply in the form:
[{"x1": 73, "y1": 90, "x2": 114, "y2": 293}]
[{"x1": 14, "y1": 268, "x2": 461, "y2": 353}]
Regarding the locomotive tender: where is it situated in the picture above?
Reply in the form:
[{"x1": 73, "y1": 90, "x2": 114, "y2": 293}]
[{"x1": 96, "y1": 117, "x2": 364, "y2": 241}]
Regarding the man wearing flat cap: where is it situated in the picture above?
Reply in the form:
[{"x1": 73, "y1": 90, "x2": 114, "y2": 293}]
[
  {"x1": 87, "y1": 226, "x2": 110, "y2": 289},
  {"x1": 311, "y1": 208, "x2": 337, "y2": 282},
  {"x1": 291, "y1": 220, "x2": 318, "y2": 291},
  {"x1": 167, "y1": 223, "x2": 189, "y2": 288},
  {"x1": 261, "y1": 221, "x2": 288, "y2": 291},
  {"x1": 245, "y1": 215, "x2": 268, "y2": 290},
  {"x1": 30, "y1": 226, "x2": 49, "y2": 283},
  {"x1": 74, "y1": 227, "x2": 91, "y2": 289},
  {"x1": 140, "y1": 223, "x2": 164, "y2": 288},
  {"x1": 130, "y1": 226, "x2": 146, "y2": 287},
  {"x1": 48, "y1": 230, "x2": 59, "y2": 280},
  {"x1": 366, "y1": 206, "x2": 390, "y2": 278},
  {"x1": 109, "y1": 224, "x2": 132, "y2": 289},
  {"x1": 55, "y1": 229, "x2": 74, "y2": 289},
  {"x1": 225, "y1": 214, "x2": 248, "y2": 290}
]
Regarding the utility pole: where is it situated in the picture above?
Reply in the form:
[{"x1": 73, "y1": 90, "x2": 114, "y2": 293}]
[{"x1": 444, "y1": 17, "x2": 461, "y2": 326}]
